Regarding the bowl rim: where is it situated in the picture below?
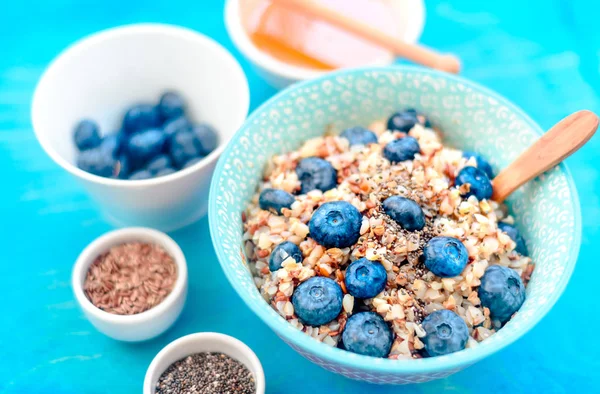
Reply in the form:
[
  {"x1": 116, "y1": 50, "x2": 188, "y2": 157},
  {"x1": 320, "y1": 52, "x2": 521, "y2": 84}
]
[
  {"x1": 224, "y1": 0, "x2": 426, "y2": 82},
  {"x1": 72, "y1": 227, "x2": 188, "y2": 328},
  {"x1": 208, "y1": 65, "x2": 582, "y2": 373},
  {"x1": 31, "y1": 23, "x2": 250, "y2": 187}
]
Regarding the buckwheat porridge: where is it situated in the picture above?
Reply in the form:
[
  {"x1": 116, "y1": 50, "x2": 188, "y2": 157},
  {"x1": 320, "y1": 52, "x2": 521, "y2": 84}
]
[{"x1": 242, "y1": 110, "x2": 533, "y2": 359}]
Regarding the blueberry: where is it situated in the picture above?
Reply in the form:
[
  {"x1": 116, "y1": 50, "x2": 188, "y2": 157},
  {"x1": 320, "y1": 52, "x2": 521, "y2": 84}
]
[
  {"x1": 99, "y1": 133, "x2": 123, "y2": 158},
  {"x1": 158, "y1": 91, "x2": 185, "y2": 121},
  {"x1": 269, "y1": 241, "x2": 303, "y2": 271},
  {"x1": 342, "y1": 312, "x2": 393, "y2": 358},
  {"x1": 422, "y1": 309, "x2": 469, "y2": 357},
  {"x1": 479, "y1": 265, "x2": 526, "y2": 322},
  {"x1": 128, "y1": 170, "x2": 153, "y2": 180},
  {"x1": 498, "y1": 222, "x2": 528, "y2": 256},
  {"x1": 192, "y1": 124, "x2": 219, "y2": 155},
  {"x1": 463, "y1": 151, "x2": 494, "y2": 179},
  {"x1": 387, "y1": 111, "x2": 418, "y2": 133},
  {"x1": 122, "y1": 104, "x2": 161, "y2": 133},
  {"x1": 163, "y1": 116, "x2": 191, "y2": 137},
  {"x1": 168, "y1": 130, "x2": 202, "y2": 168},
  {"x1": 155, "y1": 167, "x2": 176, "y2": 177},
  {"x1": 340, "y1": 127, "x2": 378, "y2": 146},
  {"x1": 292, "y1": 277, "x2": 342, "y2": 326},
  {"x1": 383, "y1": 136, "x2": 420, "y2": 163},
  {"x1": 73, "y1": 119, "x2": 101, "y2": 151},
  {"x1": 76, "y1": 148, "x2": 116, "y2": 177},
  {"x1": 127, "y1": 129, "x2": 167, "y2": 164},
  {"x1": 259, "y1": 188, "x2": 295, "y2": 214},
  {"x1": 395, "y1": 109, "x2": 433, "y2": 128},
  {"x1": 296, "y1": 157, "x2": 338, "y2": 194},
  {"x1": 183, "y1": 157, "x2": 203, "y2": 168},
  {"x1": 309, "y1": 201, "x2": 362, "y2": 248},
  {"x1": 344, "y1": 258, "x2": 387, "y2": 299},
  {"x1": 423, "y1": 236, "x2": 469, "y2": 278},
  {"x1": 382, "y1": 196, "x2": 425, "y2": 231},
  {"x1": 146, "y1": 154, "x2": 172, "y2": 174},
  {"x1": 455, "y1": 166, "x2": 493, "y2": 200}
]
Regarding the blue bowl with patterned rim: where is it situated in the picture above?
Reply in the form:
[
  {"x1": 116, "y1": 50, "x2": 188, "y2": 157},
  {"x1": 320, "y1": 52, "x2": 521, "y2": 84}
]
[{"x1": 208, "y1": 66, "x2": 581, "y2": 384}]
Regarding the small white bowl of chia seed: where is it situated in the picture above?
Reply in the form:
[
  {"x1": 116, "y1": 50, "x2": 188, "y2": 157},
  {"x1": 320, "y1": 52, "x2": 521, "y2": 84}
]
[{"x1": 144, "y1": 332, "x2": 265, "y2": 394}]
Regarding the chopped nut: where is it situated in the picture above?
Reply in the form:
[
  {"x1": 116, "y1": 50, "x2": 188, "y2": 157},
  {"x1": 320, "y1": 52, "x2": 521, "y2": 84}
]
[{"x1": 342, "y1": 294, "x2": 354, "y2": 314}]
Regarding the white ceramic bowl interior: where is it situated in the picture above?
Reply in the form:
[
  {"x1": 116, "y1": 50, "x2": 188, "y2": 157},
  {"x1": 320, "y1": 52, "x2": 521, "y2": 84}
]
[
  {"x1": 32, "y1": 23, "x2": 250, "y2": 231},
  {"x1": 72, "y1": 227, "x2": 188, "y2": 342},
  {"x1": 225, "y1": 0, "x2": 425, "y2": 89},
  {"x1": 144, "y1": 332, "x2": 265, "y2": 394}
]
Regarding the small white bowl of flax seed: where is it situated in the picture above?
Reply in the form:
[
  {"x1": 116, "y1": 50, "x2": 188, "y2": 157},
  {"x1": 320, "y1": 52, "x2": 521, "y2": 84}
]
[{"x1": 72, "y1": 227, "x2": 188, "y2": 341}]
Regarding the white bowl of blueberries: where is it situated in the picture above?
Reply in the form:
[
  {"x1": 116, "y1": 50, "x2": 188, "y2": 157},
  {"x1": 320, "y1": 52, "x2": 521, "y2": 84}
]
[
  {"x1": 32, "y1": 24, "x2": 249, "y2": 231},
  {"x1": 72, "y1": 91, "x2": 218, "y2": 180}
]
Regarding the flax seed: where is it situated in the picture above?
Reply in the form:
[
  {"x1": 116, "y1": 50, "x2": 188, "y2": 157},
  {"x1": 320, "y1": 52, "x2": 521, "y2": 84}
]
[{"x1": 83, "y1": 242, "x2": 177, "y2": 315}]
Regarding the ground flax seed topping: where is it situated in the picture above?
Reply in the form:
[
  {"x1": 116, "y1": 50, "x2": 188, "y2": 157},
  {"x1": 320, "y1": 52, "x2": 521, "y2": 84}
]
[{"x1": 243, "y1": 113, "x2": 533, "y2": 359}]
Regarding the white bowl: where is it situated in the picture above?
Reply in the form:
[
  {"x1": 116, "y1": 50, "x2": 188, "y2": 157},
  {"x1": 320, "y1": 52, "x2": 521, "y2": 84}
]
[
  {"x1": 32, "y1": 23, "x2": 250, "y2": 231},
  {"x1": 72, "y1": 227, "x2": 188, "y2": 342},
  {"x1": 225, "y1": 0, "x2": 425, "y2": 89},
  {"x1": 144, "y1": 333, "x2": 265, "y2": 394}
]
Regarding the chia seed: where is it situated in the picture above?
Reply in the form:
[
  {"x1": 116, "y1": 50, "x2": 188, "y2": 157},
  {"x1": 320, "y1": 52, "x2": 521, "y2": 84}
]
[{"x1": 155, "y1": 352, "x2": 255, "y2": 394}]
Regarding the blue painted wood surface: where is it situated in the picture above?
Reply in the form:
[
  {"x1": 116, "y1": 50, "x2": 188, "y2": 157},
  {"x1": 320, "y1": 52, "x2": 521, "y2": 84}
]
[{"x1": 1, "y1": 1, "x2": 599, "y2": 392}]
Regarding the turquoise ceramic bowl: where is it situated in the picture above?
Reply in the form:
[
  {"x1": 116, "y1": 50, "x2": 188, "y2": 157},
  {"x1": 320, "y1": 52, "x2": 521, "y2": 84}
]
[{"x1": 208, "y1": 66, "x2": 581, "y2": 384}]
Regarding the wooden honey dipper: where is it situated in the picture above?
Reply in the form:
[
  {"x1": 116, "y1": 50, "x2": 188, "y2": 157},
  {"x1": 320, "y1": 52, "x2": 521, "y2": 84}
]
[{"x1": 244, "y1": 0, "x2": 462, "y2": 74}]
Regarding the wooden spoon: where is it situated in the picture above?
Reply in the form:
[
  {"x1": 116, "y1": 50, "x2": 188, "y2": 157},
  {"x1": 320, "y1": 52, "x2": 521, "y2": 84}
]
[
  {"x1": 492, "y1": 110, "x2": 598, "y2": 202},
  {"x1": 266, "y1": 0, "x2": 461, "y2": 74}
]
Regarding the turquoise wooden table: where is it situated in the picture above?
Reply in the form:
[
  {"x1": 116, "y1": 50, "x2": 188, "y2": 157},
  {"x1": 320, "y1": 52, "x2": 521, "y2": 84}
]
[{"x1": 2, "y1": 1, "x2": 599, "y2": 392}]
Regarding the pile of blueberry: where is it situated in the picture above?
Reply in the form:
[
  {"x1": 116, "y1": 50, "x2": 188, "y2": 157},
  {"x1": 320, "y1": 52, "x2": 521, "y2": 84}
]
[
  {"x1": 258, "y1": 109, "x2": 527, "y2": 358},
  {"x1": 74, "y1": 91, "x2": 218, "y2": 180}
]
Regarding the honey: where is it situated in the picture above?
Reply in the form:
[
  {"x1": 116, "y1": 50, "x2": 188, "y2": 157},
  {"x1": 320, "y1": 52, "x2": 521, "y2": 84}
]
[{"x1": 242, "y1": 0, "x2": 399, "y2": 70}]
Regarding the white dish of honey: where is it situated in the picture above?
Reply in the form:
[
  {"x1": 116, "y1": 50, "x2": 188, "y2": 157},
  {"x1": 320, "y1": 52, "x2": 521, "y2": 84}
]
[{"x1": 225, "y1": 0, "x2": 425, "y2": 88}]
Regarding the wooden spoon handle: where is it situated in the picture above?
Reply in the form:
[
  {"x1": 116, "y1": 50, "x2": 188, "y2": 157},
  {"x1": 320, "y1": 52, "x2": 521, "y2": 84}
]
[
  {"x1": 492, "y1": 110, "x2": 598, "y2": 202},
  {"x1": 271, "y1": 0, "x2": 461, "y2": 74}
]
